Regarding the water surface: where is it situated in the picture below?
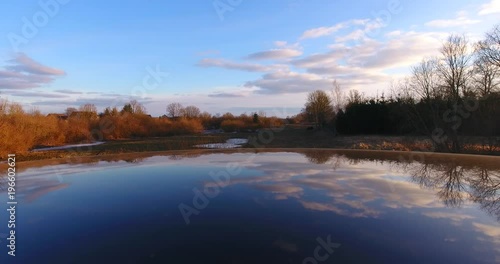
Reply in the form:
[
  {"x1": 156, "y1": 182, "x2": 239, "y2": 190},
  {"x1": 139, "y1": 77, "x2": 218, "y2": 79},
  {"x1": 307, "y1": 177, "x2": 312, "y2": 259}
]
[
  {"x1": 31, "y1": 141, "x2": 105, "y2": 152},
  {"x1": 0, "y1": 150, "x2": 499, "y2": 263},
  {"x1": 195, "y1": 138, "x2": 248, "y2": 149}
]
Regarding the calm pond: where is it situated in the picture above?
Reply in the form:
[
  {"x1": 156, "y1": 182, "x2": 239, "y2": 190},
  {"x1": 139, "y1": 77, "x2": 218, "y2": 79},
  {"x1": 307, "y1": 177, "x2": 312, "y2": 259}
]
[{"x1": 0, "y1": 150, "x2": 499, "y2": 263}]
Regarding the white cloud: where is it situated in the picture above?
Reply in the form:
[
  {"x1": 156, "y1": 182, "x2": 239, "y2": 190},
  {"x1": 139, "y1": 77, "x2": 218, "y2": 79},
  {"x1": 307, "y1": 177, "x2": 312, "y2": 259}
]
[
  {"x1": 335, "y1": 29, "x2": 367, "y2": 43},
  {"x1": 244, "y1": 71, "x2": 333, "y2": 94},
  {"x1": 197, "y1": 58, "x2": 288, "y2": 72},
  {"x1": 300, "y1": 24, "x2": 345, "y2": 40},
  {"x1": 274, "y1": 41, "x2": 288, "y2": 47},
  {"x1": 426, "y1": 12, "x2": 481, "y2": 28},
  {"x1": 472, "y1": 222, "x2": 500, "y2": 255},
  {"x1": 355, "y1": 31, "x2": 446, "y2": 69},
  {"x1": 478, "y1": 0, "x2": 500, "y2": 15},
  {"x1": 7, "y1": 53, "x2": 65, "y2": 76},
  {"x1": 54, "y1": 89, "x2": 84, "y2": 95},
  {"x1": 8, "y1": 90, "x2": 70, "y2": 99},
  {"x1": 0, "y1": 53, "x2": 65, "y2": 90},
  {"x1": 197, "y1": 28, "x2": 448, "y2": 97},
  {"x1": 246, "y1": 49, "x2": 303, "y2": 60},
  {"x1": 299, "y1": 19, "x2": 369, "y2": 40},
  {"x1": 329, "y1": 19, "x2": 385, "y2": 43}
]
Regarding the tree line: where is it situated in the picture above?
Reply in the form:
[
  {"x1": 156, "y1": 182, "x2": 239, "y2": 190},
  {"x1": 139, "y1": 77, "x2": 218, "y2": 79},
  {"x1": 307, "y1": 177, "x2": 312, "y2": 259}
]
[
  {"x1": 0, "y1": 98, "x2": 283, "y2": 158},
  {"x1": 302, "y1": 25, "x2": 500, "y2": 153}
]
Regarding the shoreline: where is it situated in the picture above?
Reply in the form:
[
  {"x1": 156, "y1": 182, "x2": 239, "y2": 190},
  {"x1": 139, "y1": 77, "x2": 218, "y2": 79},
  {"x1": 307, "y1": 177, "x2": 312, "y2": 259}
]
[{"x1": 4, "y1": 130, "x2": 500, "y2": 162}]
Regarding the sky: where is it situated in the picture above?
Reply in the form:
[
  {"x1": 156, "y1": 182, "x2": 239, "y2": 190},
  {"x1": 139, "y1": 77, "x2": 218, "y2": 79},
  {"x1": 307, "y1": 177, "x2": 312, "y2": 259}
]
[{"x1": 0, "y1": 0, "x2": 499, "y2": 117}]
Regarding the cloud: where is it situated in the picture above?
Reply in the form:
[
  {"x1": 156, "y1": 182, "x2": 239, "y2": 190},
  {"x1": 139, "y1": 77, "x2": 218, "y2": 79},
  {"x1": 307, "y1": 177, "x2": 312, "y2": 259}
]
[
  {"x1": 246, "y1": 49, "x2": 303, "y2": 60},
  {"x1": 31, "y1": 94, "x2": 156, "y2": 109},
  {"x1": 54, "y1": 89, "x2": 83, "y2": 95},
  {"x1": 300, "y1": 24, "x2": 345, "y2": 40},
  {"x1": 335, "y1": 29, "x2": 367, "y2": 43},
  {"x1": 208, "y1": 92, "x2": 245, "y2": 98},
  {"x1": 6, "y1": 53, "x2": 65, "y2": 76},
  {"x1": 425, "y1": 12, "x2": 481, "y2": 28},
  {"x1": 274, "y1": 41, "x2": 288, "y2": 47},
  {"x1": 291, "y1": 49, "x2": 348, "y2": 69},
  {"x1": 299, "y1": 19, "x2": 369, "y2": 40},
  {"x1": 244, "y1": 71, "x2": 333, "y2": 94},
  {"x1": 197, "y1": 58, "x2": 287, "y2": 72},
  {"x1": 423, "y1": 212, "x2": 475, "y2": 226},
  {"x1": 7, "y1": 90, "x2": 70, "y2": 99},
  {"x1": 0, "y1": 53, "x2": 66, "y2": 90},
  {"x1": 472, "y1": 222, "x2": 500, "y2": 255},
  {"x1": 354, "y1": 31, "x2": 446, "y2": 69},
  {"x1": 300, "y1": 200, "x2": 381, "y2": 218},
  {"x1": 293, "y1": 31, "x2": 445, "y2": 74},
  {"x1": 197, "y1": 50, "x2": 221, "y2": 56},
  {"x1": 236, "y1": 23, "x2": 446, "y2": 96},
  {"x1": 334, "y1": 19, "x2": 385, "y2": 43},
  {"x1": 473, "y1": 222, "x2": 500, "y2": 238},
  {"x1": 197, "y1": 28, "x2": 449, "y2": 97},
  {"x1": 478, "y1": 0, "x2": 500, "y2": 15}
]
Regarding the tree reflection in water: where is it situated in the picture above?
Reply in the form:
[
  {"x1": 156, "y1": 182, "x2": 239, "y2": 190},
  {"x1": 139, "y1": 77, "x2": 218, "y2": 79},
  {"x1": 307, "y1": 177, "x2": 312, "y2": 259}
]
[
  {"x1": 301, "y1": 150, "x2": 336, "y2": 164},
  {"x1": 469, "y1": 168, "x2": 500, "y2": 221},
  {"x1": 397, "y1": 161, "x2": 499, "y2": 220},
  {"x1": 328, "y1": 151, "x2": 500, "y2": 222}
]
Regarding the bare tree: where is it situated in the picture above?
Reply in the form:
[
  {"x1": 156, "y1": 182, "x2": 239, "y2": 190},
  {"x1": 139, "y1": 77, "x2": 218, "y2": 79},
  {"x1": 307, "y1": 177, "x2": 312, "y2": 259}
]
[
  {"x1": 437, "y1": 34, "x2": 472, "y2": 99},
  {"x1": 472, "y1": 48, "x2": 500, "y2": 96},
  {"x1": 0, "y1": 98, "x2": 9, "y2": 115},
  {"x1": 166, "y1": 102, "x2": 183, "y2": 118},
  {"x1": 330, "y1": 80, "x2": 345, "y2": 113},
  {"x1": 304, "y1": 90, "x2": 334, "y2": 128},
  {"x1": 390, "y1": 77, "x2": 413, "y2": 100},
  {"x1": 8, "y1": 103, "x2": 24, "y2": 115},
  {"x1": 65, "y1": 107, "x2": 77, "y2": 116},
  {"x1": 129, "y1": 100, "x2": 147, "y2": 115},
  {"x1": 346, "y1": 89, "x2": 364, "y2": 106},
  {"x1": 476, "y1": 24, "x2": 500, "y2": 68},
  {"x1": 408, "y1": 59, "x2": 444, "y2": 141},
  {"x1": 79, "y1": 103, "x2": 97, "y2": 114},
  {"x1": 181, "y1": 105, "x2": 200, "y2": 118},
  {"x1": 411, "y1": 58, "x2": 441, "y2": 101},
  {"x1": 77, "y1": 103, "x2": 98, "y2": 119}
]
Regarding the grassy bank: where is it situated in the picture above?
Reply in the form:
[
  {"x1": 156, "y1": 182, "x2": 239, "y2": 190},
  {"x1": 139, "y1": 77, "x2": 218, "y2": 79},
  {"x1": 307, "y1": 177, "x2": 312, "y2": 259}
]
[
  {"x1": 11, "y1": 126, "x2": 500, "y2": 162},
  {"x1": 15, "y1": 135, "x2": 233, "y2": 161}
]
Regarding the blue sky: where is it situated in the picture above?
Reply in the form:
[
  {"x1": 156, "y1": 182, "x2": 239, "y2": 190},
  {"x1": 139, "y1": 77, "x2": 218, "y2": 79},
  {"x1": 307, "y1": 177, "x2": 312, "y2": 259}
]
[{"x1": 0, "y1": 0, "x2": 499, "y2": 116}]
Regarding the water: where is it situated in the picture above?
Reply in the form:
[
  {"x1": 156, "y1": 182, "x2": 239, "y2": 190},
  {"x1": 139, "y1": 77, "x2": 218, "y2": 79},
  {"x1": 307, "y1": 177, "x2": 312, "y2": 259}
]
[
  {"x1": 31, "y1": 142, "x2": 105, "y2": 152},
  {"x1": 0, "y1": 150, "x2": 499, "y2": 263},
  {"x1": 195, "y1": 138, "x2": 248, "y2": 149}
]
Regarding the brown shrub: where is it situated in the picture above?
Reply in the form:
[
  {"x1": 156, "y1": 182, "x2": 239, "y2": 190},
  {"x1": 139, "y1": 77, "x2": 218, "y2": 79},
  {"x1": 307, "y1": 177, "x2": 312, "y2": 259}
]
[
  {"x1": 169, "y1": 118, "x2": 203, "y2": 135},
  {"x1": 63, "y1": 118, "x2": 92, "y2": 143},
  {"x1": 0, "y1": 111, "x2": 67, "y2": 157},
  {"x1": 221, "y1": 119, "x2": 245, "y2": 132}
]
